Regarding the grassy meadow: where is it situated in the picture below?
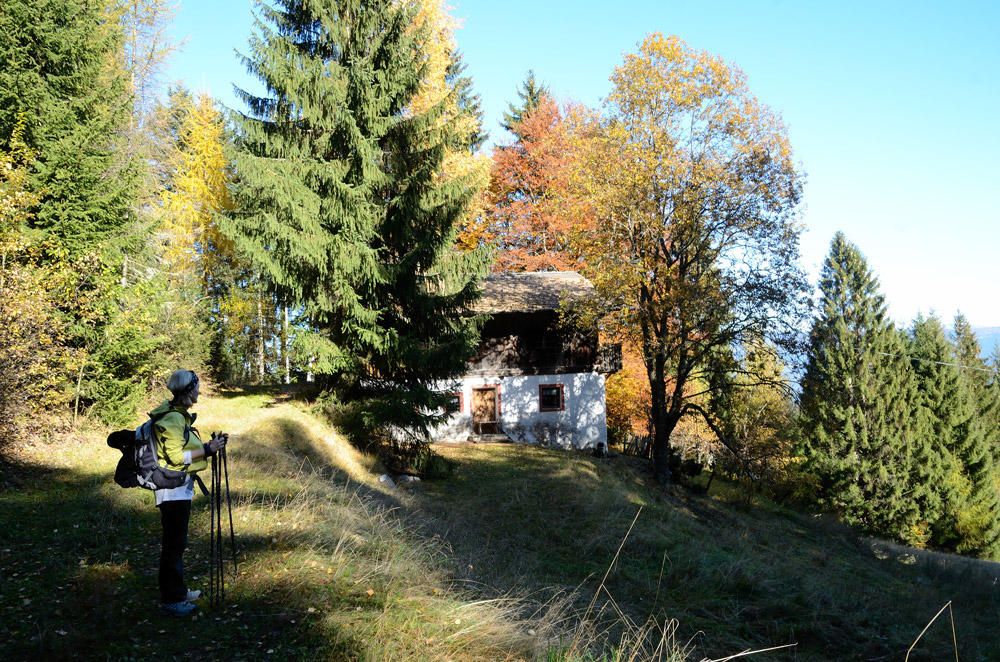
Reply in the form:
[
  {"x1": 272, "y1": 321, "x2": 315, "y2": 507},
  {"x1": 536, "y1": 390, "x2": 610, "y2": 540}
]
[{"x1": 1, "y1": 387, "x2": 998, "y2": 661}]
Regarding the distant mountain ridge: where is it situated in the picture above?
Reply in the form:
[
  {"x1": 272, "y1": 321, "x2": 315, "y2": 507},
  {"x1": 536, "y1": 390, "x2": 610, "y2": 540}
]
[{"x1": 971, "y1": 327, "x2": 1000, "y2": 358}]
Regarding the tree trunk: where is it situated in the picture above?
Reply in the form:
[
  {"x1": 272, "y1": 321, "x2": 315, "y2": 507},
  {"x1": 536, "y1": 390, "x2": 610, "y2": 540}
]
[
  {"x1": 648, "y1": 352, "x2": 682, "y2": 485},
  {"x1": 652, "y1": 408, "x2": 683, "y2": 485},
  {"x1": 73, "y1": 362, "x2": 86, "y2": 426},
  {"x1": 257, "y1": 293, "x2": 265, "y2": 383},
  {"x1": 283, "y1": 305, "x2": 290, "y2": 384}
]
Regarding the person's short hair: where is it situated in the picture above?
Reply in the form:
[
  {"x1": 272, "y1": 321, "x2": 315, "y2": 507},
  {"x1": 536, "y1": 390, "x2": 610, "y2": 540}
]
[{"x1": 167, "y1": 369, "x2": 198, "y2": 398}]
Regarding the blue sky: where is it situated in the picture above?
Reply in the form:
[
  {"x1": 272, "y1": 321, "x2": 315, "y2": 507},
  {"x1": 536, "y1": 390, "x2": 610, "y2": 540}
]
[{"x1": 166, "y1": 0, "x2": 1000, "y2": 328}]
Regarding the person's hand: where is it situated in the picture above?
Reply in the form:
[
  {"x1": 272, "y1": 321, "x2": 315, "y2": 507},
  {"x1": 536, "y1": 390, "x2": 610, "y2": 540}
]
[{"x1": 203, "y1": 432, "x2": 228, "y2": 457}]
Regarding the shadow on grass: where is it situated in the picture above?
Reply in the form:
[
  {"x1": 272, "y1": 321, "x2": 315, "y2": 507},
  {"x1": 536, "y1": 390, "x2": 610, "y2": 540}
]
[
  {"x1": 0, "y1": 457, "x2": 374, "y2": 661},
  {"x1": 6, "y1": 402, "x2": 999, "y2": 662},
  {"x1": 405, "y1": 443, "x2": 1000, "y2": 662},
  {"x1": 1, "y1": 408, "x2": 417, "y2": 661}
]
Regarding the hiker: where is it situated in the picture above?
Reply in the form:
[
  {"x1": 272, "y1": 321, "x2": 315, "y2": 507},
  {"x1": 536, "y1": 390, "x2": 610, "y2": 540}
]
[{"x1": 152, "y1": 369, "x2": 227, "y2": 616}]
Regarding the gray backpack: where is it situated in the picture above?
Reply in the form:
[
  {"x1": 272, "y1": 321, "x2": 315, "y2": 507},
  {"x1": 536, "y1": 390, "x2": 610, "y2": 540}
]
[{"x1": 107, "y1": 410, "x2": 191, "y2": 491}]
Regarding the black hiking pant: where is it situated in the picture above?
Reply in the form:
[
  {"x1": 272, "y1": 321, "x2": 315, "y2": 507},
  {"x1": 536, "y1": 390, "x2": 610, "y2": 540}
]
[{"x1": 158, "y1": 499, "x2": 191, "y2": 604}]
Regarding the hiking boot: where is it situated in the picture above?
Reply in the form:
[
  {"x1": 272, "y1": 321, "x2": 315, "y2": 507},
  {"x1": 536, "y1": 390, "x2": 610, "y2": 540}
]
[
  {"x1": 160, "y1": 601, "x2": 198, "y2": 617},
  {"x1": 185, "y1": 589, "x2": 202, "y2": 602}
]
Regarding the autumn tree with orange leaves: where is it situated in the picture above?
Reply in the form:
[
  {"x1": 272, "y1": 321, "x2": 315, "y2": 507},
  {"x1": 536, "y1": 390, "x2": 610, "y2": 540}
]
[
  {"x1": 483, "y1": 93, "x2": 578, "y2": 272},
  {"x1": 568, "y1": 34, "x2": 808, "y2": 484}
]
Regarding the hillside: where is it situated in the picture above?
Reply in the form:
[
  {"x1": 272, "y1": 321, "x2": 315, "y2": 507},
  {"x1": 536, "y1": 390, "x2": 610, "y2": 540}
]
[{"x1": 1, "y1": 388, "x2": 998, "y2": 661}]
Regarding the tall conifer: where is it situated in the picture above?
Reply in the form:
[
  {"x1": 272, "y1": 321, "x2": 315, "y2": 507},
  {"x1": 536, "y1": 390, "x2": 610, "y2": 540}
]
[
  {"x1": 225, "y1": 0, "x2": 487, "y2": 433},
  {"x1": 949, "y1": 314, "x2": 1000, "y2": 556},
  {"x1": 500, "y1": 70, "x2": 549, "y2": 140},
  {"x1": 799, "y1": 233, "x2": 931, "y2": 538},
  {"x1": 907, "y1": 314, "x2": 985, "y2": 548},
  {"x1": 0, "y1": 0, "x2": 138, "y2": 253}
]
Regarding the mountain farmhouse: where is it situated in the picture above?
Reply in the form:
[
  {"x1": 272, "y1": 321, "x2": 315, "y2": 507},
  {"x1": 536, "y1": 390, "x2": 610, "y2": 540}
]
[{"x1": 430, "y1": 272, "x2": 621, "y2": 449}]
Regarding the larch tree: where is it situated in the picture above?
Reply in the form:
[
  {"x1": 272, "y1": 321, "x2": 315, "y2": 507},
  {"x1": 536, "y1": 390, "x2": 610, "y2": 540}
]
[
  {"x1": 407, "y1": 0, "x2": 491, "y2": 254},
  {"x1": 154, "y1": 92, "x2": 240, "y2": 376},
  {"x1": 159, "y1": 93, "x2": 235, "y2": 285},
  {"x1": 115, "y1": 0, "x2": 180, "y2": 122},
  {"x1": 567, "y1": 33, "x2": 808, "y2": 483},
  {"x1": 113, "y1": 0, "x2": 182, "y2": 207},
  {"x1": 224, "y1": 0, "x2": 487, "y2": 434},
  {"x1": 799, "y1": 233, "x2": 932, "y2": 539}
]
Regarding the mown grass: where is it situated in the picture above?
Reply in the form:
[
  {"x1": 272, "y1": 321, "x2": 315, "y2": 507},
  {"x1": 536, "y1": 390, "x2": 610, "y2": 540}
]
[{"x1": 2, "y1": 387, "x2": 999, "y2": 661}]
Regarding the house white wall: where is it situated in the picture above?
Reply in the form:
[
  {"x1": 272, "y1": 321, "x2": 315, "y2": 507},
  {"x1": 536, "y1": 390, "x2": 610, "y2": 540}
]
[{"x1": 429, "y1": 373, "x2": 607, "y2": 449}]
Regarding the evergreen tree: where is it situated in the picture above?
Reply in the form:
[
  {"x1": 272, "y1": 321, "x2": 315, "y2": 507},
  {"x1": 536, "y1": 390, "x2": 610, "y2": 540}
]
[
  {"x1": 225, "y1": 0, "x2": 487, "y2": 434},
  {"x1": 146, "y1": 87, "x2": 196, "y2": 201},
  {"x1": 950, "y1": 313, "x2": 1000, "y2": 556},
  {"x1": 0, "y1": 0, "x2": 138, "y2": 253},
  {"x1": 907, "y1": 313, "x2": 991, "y2": 550},
  {"x1": 446, "y1": 52, "x2": 489, "y2": 153},
  {"x1": 500, "y1": 70, "x2": 549, "y2": 140},
  {"x1": 799, "y1": 233, "x2": 932, "y2": 538}
]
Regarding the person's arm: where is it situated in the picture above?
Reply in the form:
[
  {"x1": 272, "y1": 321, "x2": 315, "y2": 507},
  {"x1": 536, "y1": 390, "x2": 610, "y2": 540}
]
[{"x1": 191, "y1": 432, "x2": 228, "y2": 460}]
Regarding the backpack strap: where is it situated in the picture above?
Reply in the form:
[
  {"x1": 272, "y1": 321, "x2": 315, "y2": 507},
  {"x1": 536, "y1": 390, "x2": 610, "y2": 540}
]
[{"x1": 193, "y1": 474, "x2": 209, "y2": 497}]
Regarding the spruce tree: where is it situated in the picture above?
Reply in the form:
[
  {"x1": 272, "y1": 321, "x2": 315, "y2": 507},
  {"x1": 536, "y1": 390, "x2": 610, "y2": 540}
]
[
  {"x1": 949, "y1": 314, "x2": 1000, "y2": 556},
  {"x1": 907, "y1": 314, "x2": 986, "y2": 549},
  {"x1": 500, "y1": 69, "x2": 549, "y2": 140},
  {"x1": 225, "y1": 0, "x2": 487, "y2": 434},
  {"x1": 799, "y1": 233, "x2": 931, "y2": 538},
  {"x1": 0, "y1": 0, "x2": 138, "y2": 253}
]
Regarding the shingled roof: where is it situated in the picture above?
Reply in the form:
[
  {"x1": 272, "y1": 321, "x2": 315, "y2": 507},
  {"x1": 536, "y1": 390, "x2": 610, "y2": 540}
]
[{"x1": 472, "y1": 271, "x2": 596, "y2": 314}]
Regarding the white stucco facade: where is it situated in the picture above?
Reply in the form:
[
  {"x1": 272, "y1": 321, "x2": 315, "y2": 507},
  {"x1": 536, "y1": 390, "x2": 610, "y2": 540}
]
[{"x1": 429, "y1": 373, "x2": 608, "y2": 449}]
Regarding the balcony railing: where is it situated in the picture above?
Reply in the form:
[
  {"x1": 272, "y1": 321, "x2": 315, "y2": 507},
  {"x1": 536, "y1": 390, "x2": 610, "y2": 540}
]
[{"x1": 596, "y1": 343, "x2": 623, "y2": 374}]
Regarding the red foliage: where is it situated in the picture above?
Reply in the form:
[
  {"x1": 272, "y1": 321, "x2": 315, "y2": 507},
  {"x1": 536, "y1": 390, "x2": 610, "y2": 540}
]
[{"x1": 484, "y1": 97, "x2": 577, "y2": 272}]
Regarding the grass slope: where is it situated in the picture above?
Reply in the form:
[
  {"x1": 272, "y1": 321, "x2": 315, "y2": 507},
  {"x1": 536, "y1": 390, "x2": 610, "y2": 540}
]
[{"x1": 1, "y1": 388, "x2": 998, "y2": 661}]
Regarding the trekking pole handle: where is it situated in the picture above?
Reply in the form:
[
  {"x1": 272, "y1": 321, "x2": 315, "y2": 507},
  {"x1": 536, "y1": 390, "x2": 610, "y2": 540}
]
[{"x1": 203, "y1": 432, "x2": 228, "y2": 457}]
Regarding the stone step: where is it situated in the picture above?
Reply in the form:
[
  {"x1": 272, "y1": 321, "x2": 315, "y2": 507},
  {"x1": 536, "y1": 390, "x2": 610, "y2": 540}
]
[{"x1": 473, "y1": 433, "x2": 512, "y2": 444}]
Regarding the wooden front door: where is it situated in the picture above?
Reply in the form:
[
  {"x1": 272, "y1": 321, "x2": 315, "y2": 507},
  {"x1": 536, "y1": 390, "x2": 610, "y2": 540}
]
[{"x1": 472, "y1": 387, "x2": 498, "y2": 434}]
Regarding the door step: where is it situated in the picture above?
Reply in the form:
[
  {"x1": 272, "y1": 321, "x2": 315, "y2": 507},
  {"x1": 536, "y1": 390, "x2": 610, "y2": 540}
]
[{"x1": 472, "y1": 433, "x2": 512, "y2": 444}]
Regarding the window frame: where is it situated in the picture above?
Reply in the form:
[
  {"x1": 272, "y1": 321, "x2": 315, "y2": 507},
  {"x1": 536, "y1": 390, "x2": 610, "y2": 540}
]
[
  {"x1": 538, "y1": 383, "x2": 565, "y2": 412},
  {"x1": 444, "y1": 392, "x2": 464, "y2": 415}
]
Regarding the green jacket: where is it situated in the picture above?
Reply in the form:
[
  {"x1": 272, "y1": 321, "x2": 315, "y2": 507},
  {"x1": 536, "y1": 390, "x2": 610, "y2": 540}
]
[{"x1": 149, "y1": 401, "x2": 207, "y2": 474}]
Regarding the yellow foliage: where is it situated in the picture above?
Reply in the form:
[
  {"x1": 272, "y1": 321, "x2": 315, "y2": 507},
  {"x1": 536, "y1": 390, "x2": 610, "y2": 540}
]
[
  {"x1": 565, "y1": 33, "x2": 800, "y2": 304},
  {"x1": 902, "y1": 521, "x2": 932, "y2": 550},
  {"x1": 557, "y1": 34, "x2": 803, "y2": 475},
  {"x1": 158, "y1": 93, "x2": 234, "y2": 285},
  {"x1": 0, "y1": 118, "x2": 38, "y2": 249},
  {"x1": 406, "y1": 0, "x2": 490, "y2": 240},
  {"x1": 407, "y1": 0, "x2": 459, "y2": 118},
  {"x1": 0, "y1": 245, "x2": 86, "y2": 444}
]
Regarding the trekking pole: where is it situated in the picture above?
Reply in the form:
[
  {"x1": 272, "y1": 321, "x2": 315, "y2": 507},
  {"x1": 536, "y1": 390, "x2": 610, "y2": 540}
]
[
  {"x1": 222, "y1": 447, "x2": 238, "y2": 574},
  {"x1": 209, "y1": 452, "x2": 219, "y2": 607},
  {"x1": 214, "y1": 451, "x2": 226, "y2": 606}
]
